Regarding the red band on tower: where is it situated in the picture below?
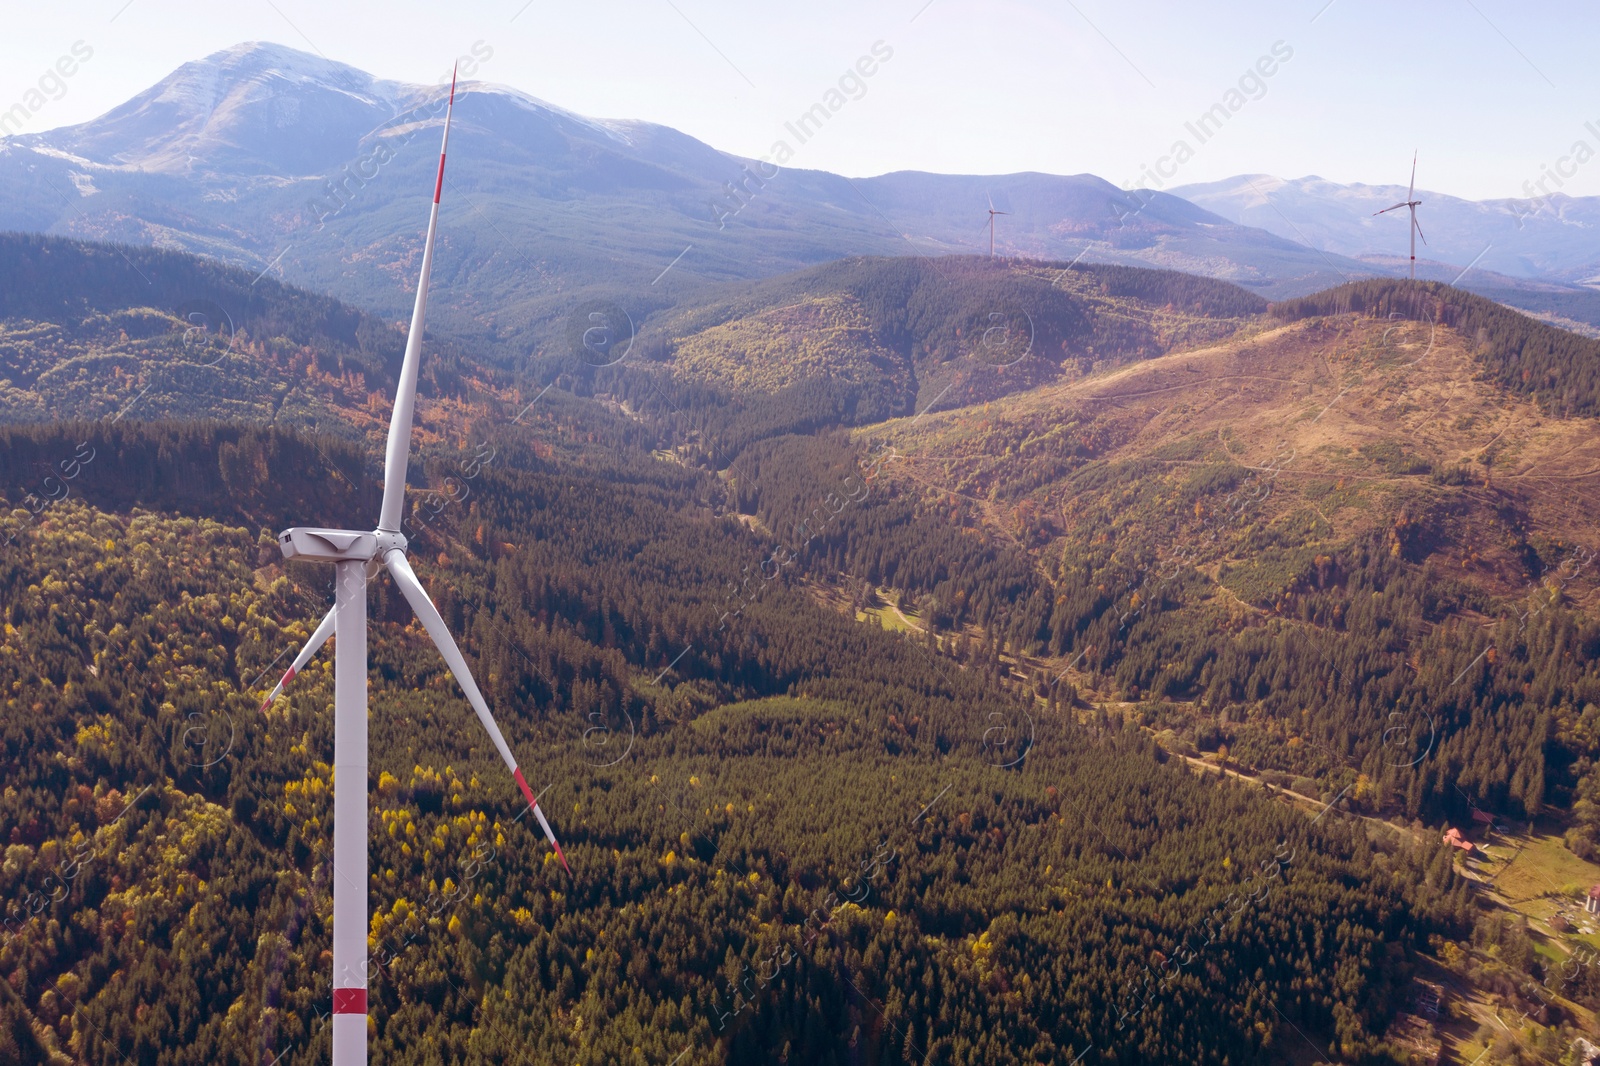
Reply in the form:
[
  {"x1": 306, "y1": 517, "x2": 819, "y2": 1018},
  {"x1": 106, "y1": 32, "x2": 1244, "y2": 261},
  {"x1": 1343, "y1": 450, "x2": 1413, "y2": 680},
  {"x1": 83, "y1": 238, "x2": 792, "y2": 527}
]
[{"x1": 333, "y1": 988, "x2": 367, "y2": 1015}]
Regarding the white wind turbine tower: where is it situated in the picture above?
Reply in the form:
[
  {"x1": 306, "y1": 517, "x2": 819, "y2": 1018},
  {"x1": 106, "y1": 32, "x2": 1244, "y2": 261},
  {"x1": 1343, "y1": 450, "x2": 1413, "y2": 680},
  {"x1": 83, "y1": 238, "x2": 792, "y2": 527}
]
[
  {"x1": 985, "y1": 194, "x2": 1010, "y2": 258},
  {"x1": 1374, "y1": 151, "x2": 1427, "y2": 279},
  {"x1": 257, "y1": 66, "x2": 570, "y2": 1066}
]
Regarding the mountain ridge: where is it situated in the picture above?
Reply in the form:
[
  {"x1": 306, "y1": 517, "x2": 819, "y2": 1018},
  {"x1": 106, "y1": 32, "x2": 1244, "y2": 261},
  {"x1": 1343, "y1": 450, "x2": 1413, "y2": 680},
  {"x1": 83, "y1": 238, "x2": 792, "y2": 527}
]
[
  {"x1": 6, "y1": 42, "x2": 1598, "y2": 376},
  {"x1": 1173, "y1": 172, "x2": 1600, "y2": 286},
  {"x1": 0, "y1": 41, "x2": 1385, "y2": 364}
]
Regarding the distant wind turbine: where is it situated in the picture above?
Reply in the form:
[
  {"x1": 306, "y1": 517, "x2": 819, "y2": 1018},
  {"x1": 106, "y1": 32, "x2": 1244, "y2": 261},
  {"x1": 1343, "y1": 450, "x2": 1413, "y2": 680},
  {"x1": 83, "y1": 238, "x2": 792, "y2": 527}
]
[
  {"x1": 1374, "y1": 151, "x2": 1427, "y2": 279},
  {"x1": 985, "y1": 194, "x2": 1010, "y2": 258},
  {"x1": 258, "y1": 66, "x2": 569, "y2": 1066}
]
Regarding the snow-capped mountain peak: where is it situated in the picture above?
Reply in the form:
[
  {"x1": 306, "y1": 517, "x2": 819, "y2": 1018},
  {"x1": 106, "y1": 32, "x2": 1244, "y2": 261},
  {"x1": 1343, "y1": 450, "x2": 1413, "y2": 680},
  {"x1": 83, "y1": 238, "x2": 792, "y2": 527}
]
[{"x1": 13, "y1": 42, "x2": 421, "y2": 176}]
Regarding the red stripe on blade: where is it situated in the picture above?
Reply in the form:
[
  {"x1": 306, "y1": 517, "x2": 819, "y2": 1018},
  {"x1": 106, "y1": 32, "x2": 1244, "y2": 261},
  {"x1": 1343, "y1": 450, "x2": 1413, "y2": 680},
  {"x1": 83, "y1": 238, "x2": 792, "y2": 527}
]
[
  {"x1": 433, "y1": 154, "x2": 447, "y2": 204},
  {"x1": 513, "y1": 767, "x2": 537, "y2": 808},
  {"x1": 513, "y1": 768, "x2": 572, "y2": 873},
  {"x1": 332, "y1": 988, "x2": 367, "y2": 1014}
]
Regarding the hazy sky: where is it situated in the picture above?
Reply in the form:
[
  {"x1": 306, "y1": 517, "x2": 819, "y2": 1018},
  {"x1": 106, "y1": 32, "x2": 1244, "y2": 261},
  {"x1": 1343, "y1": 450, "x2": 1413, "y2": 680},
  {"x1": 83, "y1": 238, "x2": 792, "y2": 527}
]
[{"x1": 3, "y1": 0, "x2": 1597, "y2": 200}]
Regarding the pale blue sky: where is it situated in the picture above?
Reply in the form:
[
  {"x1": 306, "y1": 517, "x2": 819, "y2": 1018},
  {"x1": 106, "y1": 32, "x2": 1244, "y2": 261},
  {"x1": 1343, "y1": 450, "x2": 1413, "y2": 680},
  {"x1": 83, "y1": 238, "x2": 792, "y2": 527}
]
[{"x1": 2, "y1": 0, "x2": 1596, "y2": 199}]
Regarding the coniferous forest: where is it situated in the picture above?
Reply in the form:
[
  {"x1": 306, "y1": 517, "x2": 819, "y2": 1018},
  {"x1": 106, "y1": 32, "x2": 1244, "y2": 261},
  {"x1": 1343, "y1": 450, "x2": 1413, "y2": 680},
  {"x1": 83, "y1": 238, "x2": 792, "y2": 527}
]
[{"x1": 1, "y1": 237, "x2": 1597, "y2": 1065}]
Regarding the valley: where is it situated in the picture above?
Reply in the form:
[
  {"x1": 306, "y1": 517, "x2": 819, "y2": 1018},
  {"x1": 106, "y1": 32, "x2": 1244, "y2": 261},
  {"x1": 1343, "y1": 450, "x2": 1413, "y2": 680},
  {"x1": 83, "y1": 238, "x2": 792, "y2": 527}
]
[{"x1": 0, "y1": 228, "x2": 1596, "y2": 1064}]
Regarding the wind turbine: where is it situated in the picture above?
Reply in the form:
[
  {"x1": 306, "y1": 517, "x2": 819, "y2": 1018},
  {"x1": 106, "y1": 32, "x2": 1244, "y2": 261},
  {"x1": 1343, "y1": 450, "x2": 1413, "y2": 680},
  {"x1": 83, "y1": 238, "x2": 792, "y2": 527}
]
[
  {"x1": 1374, "y1": 151, "x2": 1427, "y2": 279},
  {"x1": 985, "y1": 194, "x2": 1010, "y2": 258},
  {"x1": 257, "y1": 66, "x2": 570, "y2": 1066}
]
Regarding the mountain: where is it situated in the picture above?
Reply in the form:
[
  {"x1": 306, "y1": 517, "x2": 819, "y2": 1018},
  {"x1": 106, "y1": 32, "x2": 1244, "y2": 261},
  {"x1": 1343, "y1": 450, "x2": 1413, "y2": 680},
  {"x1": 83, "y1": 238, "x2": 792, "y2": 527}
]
[
  {"x1": 0, "y1": 238, "x2": 1472, "y2": 1065},
  {"x1": 20, "y1": 42, "x2": 423, "y2": 178},
  {"x1": 0, "y1": 42, "x2": 1385, "y2": 369},
  {"x1": 1172, "y1": 174, "x2": 1600, "y2": 331},
  {"x1": 851, "y1": 170, "x2": 1377, "y2": 295},
  {"x1": 1172, "y1": 174, "x2": 1600, "y2": 284},
  {"x1": 831, "y1": 279, "x2": 1600, "y2": 979},
  {"x1": 15, "y1": 43, "x2": 1600, "y2": 373}
]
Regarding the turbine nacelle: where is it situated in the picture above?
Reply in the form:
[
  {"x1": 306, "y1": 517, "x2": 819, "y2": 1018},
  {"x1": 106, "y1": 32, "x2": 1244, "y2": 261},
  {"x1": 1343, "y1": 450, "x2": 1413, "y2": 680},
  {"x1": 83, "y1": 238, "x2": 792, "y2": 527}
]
[{"x1": 277, "y1": 527, "x2": 407, "y2": 562}]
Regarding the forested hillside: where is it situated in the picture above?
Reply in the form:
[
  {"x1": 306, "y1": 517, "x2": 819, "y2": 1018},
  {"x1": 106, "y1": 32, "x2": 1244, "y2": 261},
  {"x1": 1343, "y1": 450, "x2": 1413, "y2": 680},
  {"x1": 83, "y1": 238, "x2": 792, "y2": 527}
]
[
  {"x1": 561, "y1": 256, "x2": 1267, "y2": 457},
  {"x1": 834, "y1": 281, "x2": 1600, "y2": 1060},
  {"x1": 0, "y1": 419, "x2": 1468, "y2": 1065},
  {"x1": 3, "y1": 244, "x2": 1599, "y2": 1064},
  {"x1": 846, "y1": 286, "x2": 1600, "y2": 818},
  {"x1": 0, "y1": 233, "x2": 488, "y2": 441}
]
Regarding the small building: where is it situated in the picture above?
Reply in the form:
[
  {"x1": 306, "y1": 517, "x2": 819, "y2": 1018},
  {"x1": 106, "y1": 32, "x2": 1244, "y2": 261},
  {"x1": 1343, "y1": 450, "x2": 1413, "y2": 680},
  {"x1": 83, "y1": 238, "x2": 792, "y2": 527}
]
[
  {"x1": 1586, "y1": 884, "x2": 1600, "y2": 915},
  {"x1": 1442, "y1": 827, "x2": 1475, "y2": 854}
]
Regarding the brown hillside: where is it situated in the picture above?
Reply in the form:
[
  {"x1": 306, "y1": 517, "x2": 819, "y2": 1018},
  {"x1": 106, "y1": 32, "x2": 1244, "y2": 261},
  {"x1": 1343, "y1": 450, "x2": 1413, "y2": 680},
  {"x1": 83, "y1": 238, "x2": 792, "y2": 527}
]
[{"x1": 866, "y1": 312, "x2": 1600, "y2": 604}]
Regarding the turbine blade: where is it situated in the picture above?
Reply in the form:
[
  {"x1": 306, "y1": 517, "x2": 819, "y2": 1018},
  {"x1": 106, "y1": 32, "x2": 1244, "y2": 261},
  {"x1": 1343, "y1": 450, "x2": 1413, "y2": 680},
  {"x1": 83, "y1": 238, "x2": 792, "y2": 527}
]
[
  {"x1": 987, "y1": 192, "x2": 995, "y2": 211},
  {"x1": 1408, "y1": 151, "x2": 1417, "y2": 200},
  {"x1": 1412, "y1": 214, "x2": 1427, "y2": 245},
  {"x1": 383, "y1": 549, "x2": 571, "y2": 873},
  {"x1": 1374, "y1": 202, "x2": 1409, "y2": 215},
  {"x1": 377, "y1": 64, "x2": 459, "y2": 534},
  {"x1": 259, "y1": 606, "x2": 337, "y2": 711}
]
